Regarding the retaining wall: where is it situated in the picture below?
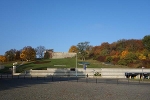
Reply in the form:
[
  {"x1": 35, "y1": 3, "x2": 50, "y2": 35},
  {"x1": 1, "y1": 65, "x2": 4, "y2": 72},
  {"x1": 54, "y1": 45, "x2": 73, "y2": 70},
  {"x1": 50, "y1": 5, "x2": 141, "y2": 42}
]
[
  {"x1": 14, "y1": 68, "x2": 150, "y2": 78},
  {"x1": 52, "y1": 52, "x2": 76, "y2": 59},
  {"x1": 101, "y1": 68, "x2": 150, "y2": 78}
]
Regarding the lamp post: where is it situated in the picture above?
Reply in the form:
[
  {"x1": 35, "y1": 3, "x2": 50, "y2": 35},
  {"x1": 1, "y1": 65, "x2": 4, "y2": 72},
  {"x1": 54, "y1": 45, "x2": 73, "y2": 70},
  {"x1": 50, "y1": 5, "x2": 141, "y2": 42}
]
[
  {"x1": 73, "y1": 52, "x2": 80, "y2": 77},
  {"x1": 142, "y1": 67, "x2": 144, "y2": 81},
  {"x1": 76, "y1": 53, "x2": 77, "y2": 77}
]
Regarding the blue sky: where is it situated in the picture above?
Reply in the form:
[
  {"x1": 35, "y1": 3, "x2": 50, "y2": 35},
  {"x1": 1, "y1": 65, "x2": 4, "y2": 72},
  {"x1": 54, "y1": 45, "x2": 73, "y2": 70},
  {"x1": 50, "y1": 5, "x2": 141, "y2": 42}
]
[{"x1": 0, "y1": 0, "x2": 150, "y2": 55}]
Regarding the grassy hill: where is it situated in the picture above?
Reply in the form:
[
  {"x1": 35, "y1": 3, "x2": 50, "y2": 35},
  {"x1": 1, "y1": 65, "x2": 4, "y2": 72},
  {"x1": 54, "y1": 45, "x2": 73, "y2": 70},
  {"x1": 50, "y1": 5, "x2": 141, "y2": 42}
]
[{"x1": 0, "y1": 58, "x2": 128, "y2": 73}]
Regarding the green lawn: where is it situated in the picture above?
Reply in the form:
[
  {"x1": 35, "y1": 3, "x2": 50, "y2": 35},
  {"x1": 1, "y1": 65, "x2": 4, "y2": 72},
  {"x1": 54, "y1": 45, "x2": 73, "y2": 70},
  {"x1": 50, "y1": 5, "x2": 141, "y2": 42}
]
[
  {"x1": 0, "y1": 62, "x2": 16, "y2": 74},
  {"x1": 0, "y1": 58, "x2": 128, "y2": 73}
]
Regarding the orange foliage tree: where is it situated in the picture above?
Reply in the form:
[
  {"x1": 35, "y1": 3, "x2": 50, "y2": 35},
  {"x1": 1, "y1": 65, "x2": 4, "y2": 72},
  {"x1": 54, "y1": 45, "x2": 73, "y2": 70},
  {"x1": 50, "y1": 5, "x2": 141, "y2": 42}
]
[
  {"x1": 20, "y1": 46, "x2": 36, "y2": 61},
  {"x1": 68, "y1": 45, "x2": 78, "y2": 53},
  {"x1": 121, "y1": 50, "x2": 129, "y2": 59},
  {"x1": 0, "y1": 55, "x2": 6, "y2": 62}
]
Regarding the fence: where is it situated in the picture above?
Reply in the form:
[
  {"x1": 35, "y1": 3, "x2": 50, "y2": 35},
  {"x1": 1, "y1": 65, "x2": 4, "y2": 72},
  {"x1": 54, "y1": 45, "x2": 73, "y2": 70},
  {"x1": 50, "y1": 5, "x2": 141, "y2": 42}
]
[{"x1": 1, "y1": 74, "x2": 150, "y2": 85}]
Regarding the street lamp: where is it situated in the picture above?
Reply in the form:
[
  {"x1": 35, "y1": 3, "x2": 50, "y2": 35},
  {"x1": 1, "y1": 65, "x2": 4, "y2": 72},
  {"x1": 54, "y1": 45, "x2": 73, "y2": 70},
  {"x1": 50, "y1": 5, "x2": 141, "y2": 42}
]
[
  {"x1": 72, "y1": 51, "x2": 81, "y2": 77},
  {"x1": 142, "y1": 67, "x2": 144, "y2": 81},
  {"x1": 76, "y1": 53, "x2": 77, "y2": 77}
]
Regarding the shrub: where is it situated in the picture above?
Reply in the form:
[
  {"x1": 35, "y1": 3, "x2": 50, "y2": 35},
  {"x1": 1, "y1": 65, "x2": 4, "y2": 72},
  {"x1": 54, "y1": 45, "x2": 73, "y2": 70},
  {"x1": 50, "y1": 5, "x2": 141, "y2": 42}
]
[
  {"x1": 105, "y1": 56, "x2": 113, "y2": 62},
  {"x1": 118, "y1": 59, "x2": 128, "y2": 66},
  {"x1": 112, "y1": 57, "x2": 120, "y2": 65},
  {"x1": 96, "y1": 56, "x2": 106, "y2": 62}
]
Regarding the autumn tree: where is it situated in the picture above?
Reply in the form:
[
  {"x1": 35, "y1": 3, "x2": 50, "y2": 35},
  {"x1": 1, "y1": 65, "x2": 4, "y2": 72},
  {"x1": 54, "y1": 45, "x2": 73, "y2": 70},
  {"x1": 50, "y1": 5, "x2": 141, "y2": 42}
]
[
  {"x1": 100, "y1": 42, "x2": 110, "y2": 50},
  {"x1": 92, "y1": 46, "x2": 101, "y2": 55},
  {"x1": 77, "y1": 41, "x2": 90, "y2": 61},
  {"x1": 84, "y1": 36, "x2": 150, "y2": 67},
  {"x1": 44, "y1": 51, "x2": 50, "y2": 59},
  {"x1": 125, "y1": 52, "x2": 137, "y2": 63},
  {"x1": 0, "y1": 55, "x2": 6, "y2": 62},
  {"x1": 120, "y1": 50, "x2": 129, "y2": 59},
  {"x1": 68, "y1": 45, "x2": 78, "y2": 53},
  {"x1": 110, "y1": 42, "x2": 117, "y2": 51},
  {"x1": 96, "y1": 56, "x2": 106, "y2": 62},
  {"x1": 116, "y1": 39, "x2": 127, "y2": 52},
  {"x1": 142, "y1": 35, "x2": 150, "y2": 51},
  {"x1": 138, "y1": 50, "x2": 150, "y2": 68},
  {"x1": 138, "y1": 54, "x2": 146, "y2": 60},
  {"x1": 20, "y1": 46, "x2": 36, "y2": 61},
  {"x1": 118, "y1": 50, "x2": 138, "y2": 66},
  {"x1": 106, "y1": 56, "x2": 113, "y2": 63},
  {"x1": 134, "y1": 40, "x2": 144, "y2": 51},
  {"x1": 5, "y1": 49, "x2": 16, "y2": 61},
  {"x1": 15, "y1": 50, "x2": 21, "y2": 61},
  {"x1": 99, "y1": 42, "x2": 110, "y2": 56},
  {"x1": 110, "y1": 50, "x2": 117, "y2": 56},
  {"x1": 35, "y1": 46, "x2": 46, "y2": 58}
]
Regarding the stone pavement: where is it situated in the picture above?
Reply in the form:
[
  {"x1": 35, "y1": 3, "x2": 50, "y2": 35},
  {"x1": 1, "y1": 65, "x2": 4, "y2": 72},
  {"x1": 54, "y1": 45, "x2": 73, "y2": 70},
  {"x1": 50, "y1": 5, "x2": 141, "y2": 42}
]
[{"x1": 0, "y1": 78, "x2": 150, "y2": 100}]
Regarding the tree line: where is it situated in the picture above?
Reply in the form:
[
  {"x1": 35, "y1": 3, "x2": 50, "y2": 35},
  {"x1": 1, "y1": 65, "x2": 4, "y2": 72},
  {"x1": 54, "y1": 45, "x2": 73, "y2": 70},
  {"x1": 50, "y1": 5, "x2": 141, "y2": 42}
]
[
  {"x1": 68, "y1": 35, "x2": 150, "y2": 68},
  {"x1": 0, "y1": 46, "x2": 49, "y2": 62},
  {"x1": 1, "y1": 35, "x2": 150, "y2": 68}
]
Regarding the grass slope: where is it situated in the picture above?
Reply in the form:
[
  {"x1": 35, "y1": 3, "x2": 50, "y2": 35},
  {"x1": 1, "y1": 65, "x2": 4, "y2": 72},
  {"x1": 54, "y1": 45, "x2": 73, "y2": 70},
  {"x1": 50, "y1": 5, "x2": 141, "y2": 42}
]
[{"x1": 0, "y1": 58, "x2": 128, "y2": 73}]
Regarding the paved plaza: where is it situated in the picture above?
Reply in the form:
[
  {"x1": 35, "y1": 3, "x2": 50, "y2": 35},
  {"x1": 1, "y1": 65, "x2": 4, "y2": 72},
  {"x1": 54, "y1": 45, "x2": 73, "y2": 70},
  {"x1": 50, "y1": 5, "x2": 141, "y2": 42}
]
[{"x1": 0, "y1": 78, "x2": 150, "y2": 100}]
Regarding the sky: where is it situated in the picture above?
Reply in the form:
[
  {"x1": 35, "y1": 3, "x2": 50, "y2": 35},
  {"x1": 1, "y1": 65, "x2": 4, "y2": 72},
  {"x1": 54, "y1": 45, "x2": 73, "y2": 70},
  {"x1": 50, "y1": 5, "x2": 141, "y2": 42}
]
[{"x1": 0, "y1": 0, "x2": 150, "y2": 55}]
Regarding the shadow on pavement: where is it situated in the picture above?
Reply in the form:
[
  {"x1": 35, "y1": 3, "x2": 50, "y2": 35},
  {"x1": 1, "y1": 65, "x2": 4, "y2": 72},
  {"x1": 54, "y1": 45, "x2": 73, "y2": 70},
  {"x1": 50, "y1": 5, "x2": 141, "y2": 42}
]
[{"x1": 1, "y1": 76, "x2": 150, "y2": 92}]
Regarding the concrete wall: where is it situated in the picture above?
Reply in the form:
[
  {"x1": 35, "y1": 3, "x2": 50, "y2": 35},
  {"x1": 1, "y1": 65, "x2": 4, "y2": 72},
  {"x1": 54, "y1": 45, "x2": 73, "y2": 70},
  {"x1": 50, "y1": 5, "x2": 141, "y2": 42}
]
[
  {"x1": 52, "y1": 52, "x2": 76, "y2": 59},
  {"x1": 27, "y1": 68, "x2": 150, "y2": 78},
  {"x1": 101, "y1": 68, "x2": 150, "y2": 78},
  {"x1": 29, "y1": 68, "x2": 85, "y2": 77}
]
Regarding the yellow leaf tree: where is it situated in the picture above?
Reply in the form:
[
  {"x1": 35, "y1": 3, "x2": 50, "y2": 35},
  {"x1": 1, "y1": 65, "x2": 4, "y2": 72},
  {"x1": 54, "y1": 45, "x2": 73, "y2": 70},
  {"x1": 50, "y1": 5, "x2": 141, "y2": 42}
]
[
  {"x1": 20, "y1": 50, "x2": 26, "y2": 60},
  {"x1": 138, "y1": 54, "x2": 146, "y2": 60},
  {"x1": 0, "y1": 55, "x2": 6, "y2": 62},
  {"x1": 68, "y1": 45, "x2": 78, "y2": 53},
  {"x1": 121, "y1": 50, "x2": 128, "y2": 59},
  {"x1": 20, "y1": 46, "x2": 36, "y2": 61}
]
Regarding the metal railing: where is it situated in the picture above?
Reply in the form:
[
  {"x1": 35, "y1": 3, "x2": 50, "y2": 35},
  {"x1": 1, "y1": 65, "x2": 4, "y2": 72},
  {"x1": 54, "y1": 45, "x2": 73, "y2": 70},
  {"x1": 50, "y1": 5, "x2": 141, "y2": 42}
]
[{"x1": 0, "y1": 74, "x2": 150, "y2": 85}]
